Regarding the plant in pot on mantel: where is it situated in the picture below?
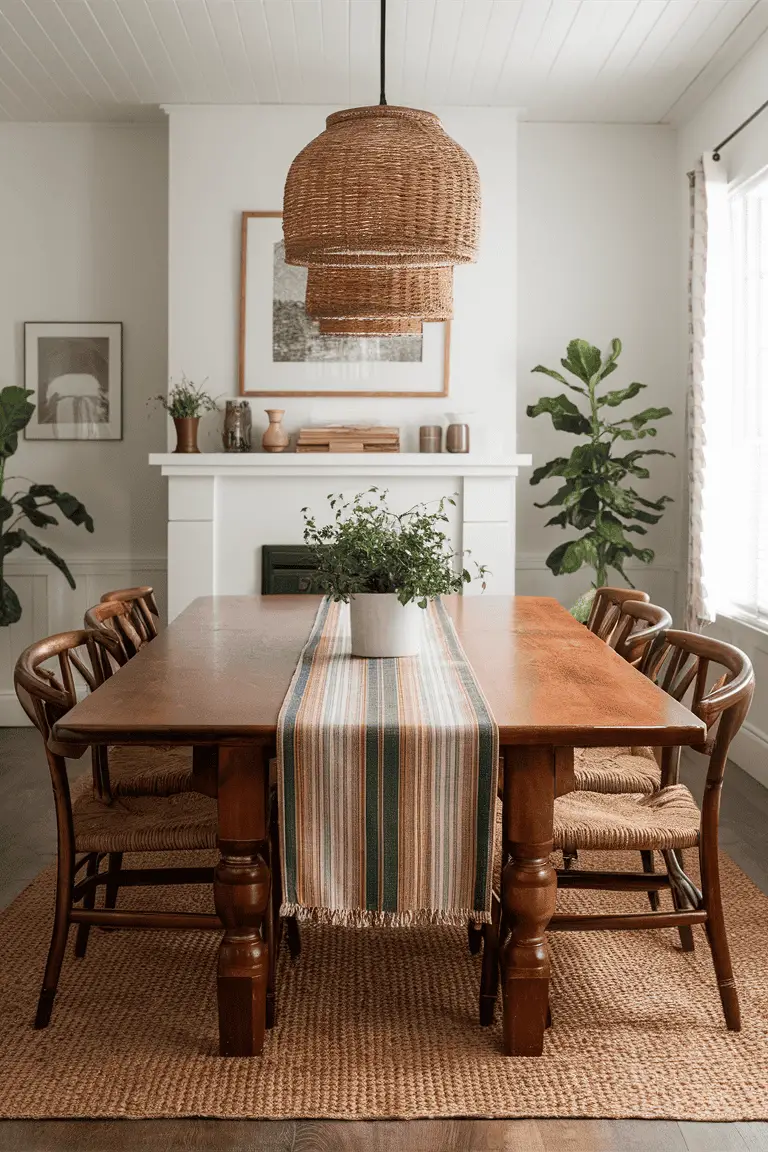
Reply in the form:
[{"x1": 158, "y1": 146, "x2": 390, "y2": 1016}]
[
  {"x1": 527, "y1": 337, "x2": 673, "y2": 622},
  {"x1": 302, "y1": 487, "x2": 487, "y2": 658},
  {"x1": 153, "y1": 375, "x2": 218, "y2": 454}
]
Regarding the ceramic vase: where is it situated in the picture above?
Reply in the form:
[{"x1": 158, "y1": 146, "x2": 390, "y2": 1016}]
[
  {"x1": 349, "y1": 594, "x2": 423, "y2": 658},
  {"x1": 173, "y1": 416, "x2": 200, "y2": 454},
  {"x1": 262, "y1": 409, "x2": 289, "y2": 453}
]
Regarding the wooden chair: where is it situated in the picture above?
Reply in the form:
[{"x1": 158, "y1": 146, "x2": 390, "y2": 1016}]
[
  {"x1": 14, "y1": 630, "x2": 220, "y2": 1030},
  {"x1": 586, "y1": 586, "x2": 650, "y2": 645},
  {"x1": 100, "y1": 585, "x2": 160, "y2": 644},
  {"x1": 487, "y1": 631, "x2": 754, "y2": 1032},
  {"x1": 83, "y1": 600, "x2": 194, "y2": 802}
]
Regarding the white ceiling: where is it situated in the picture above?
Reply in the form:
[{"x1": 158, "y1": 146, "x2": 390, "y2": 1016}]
[{"x1": 0, "y1": 0, "x2": 766, "y2": 124}]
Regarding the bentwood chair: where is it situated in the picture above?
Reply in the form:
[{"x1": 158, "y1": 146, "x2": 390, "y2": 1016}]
[
  {"x1": 83, "y1": 600, "x2": 194, "y2": 802},
  {"x1": 586, "y1": 586, "x2": 650, "y2": 645},
  {"x1": 100, "y1": 585, "x2": 160, "y2": 644},
  {"x1": 14, "y1": 630, "x2": 220, "y2": 1030},
  {"x1": 522, "y1": 632, "x2": 751, "y2": 1031}
]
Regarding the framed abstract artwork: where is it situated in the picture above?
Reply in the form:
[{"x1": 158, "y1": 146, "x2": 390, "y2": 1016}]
[
  {"x1": 238, "y1": 211, "x2": 450, "y2": 398},
  {"x1": 24, "y1": 321, "x2": 123, "y2": 441}
]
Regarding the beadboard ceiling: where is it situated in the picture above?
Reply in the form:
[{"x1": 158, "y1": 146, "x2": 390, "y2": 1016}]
[{"x1": 0, "y1": 0, "x2": 766, "y2": 124}]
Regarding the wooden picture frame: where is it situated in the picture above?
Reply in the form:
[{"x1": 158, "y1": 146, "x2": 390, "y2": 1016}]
[
  {"x1": 238, "y1": 211, "x2": 450, "y2": 399},
  {"x1": 23, "y1": 321, "x2": 123, "y2": 441}
]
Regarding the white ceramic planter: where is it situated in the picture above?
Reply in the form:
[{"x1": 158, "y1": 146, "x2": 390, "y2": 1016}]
[{"x1": 349, "y1": 593, "x2": 424, "y2": 658}]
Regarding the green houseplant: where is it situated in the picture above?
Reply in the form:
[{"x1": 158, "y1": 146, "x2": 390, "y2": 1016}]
[
  {"x1": 153, "y1": 374, "x2": 218, "y2": 454},
  {"x1": 527, "y1": 338, "x2": 673, "y2": 618},
  {"x1": 302, "y1": 487, "x2": 487, "y2": 656},
  {"x1": 0, "y1": 386, "x2": 94, "y2": 626}
]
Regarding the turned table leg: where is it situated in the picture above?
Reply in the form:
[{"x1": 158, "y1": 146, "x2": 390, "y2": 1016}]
[
  {"x1": 214, "y1": 743, "x2": 271, "y2": 1057},
  {"x1": 500, "y1": 745, "x2": 558, "y2": 1057}
]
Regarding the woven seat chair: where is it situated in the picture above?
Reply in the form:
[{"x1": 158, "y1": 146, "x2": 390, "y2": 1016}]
[
  {"x1": 14, "y1": 629, "x2": 221, "y2": 1030},
  {"x1": 84, "y1": 600, "x2": 194, "y2": 803},
  {"x1": 488, "y1": 630, "x2": 754, "y2": 1033}
]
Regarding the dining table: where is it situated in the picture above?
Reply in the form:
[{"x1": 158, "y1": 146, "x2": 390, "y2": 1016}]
[{"x1": 51, "y1": 594, "x2": 706, "y2": 1058}]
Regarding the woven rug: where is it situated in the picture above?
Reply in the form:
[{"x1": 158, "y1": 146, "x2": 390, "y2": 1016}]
[
  {"x1": 278, "y1": 597, "x2": 498, "y2": 926},
  {"x1": 0, "y1": 849, "x2": 766, "y2": 1121}
]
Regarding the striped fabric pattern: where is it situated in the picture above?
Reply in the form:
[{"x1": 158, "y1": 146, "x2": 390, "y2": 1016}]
[{"x1": 277, "y1": 597, "x2": 498, "y2": 926}]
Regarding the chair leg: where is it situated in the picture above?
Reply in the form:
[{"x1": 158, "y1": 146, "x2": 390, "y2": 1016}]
[
  {"x1": 104, "y1": 852, "x2": 123, "y2": 910},
  {"x1": 265, "y1": 873, "x2": 276, "y2": 1030},
  {"x1": 479, "y1": 896, "x2": 500, "y2": 1027},
  {"x1": 641, "y1": 850, "x2": 660, "y2": 911},
  {"x1": 662, "y1": 849, "x2": 695, "y2": 952},
  {"x1": 467, "y1": 920, "x2": 483, "y2": 955},
  {"x1": 74, "y1": 854, "x2": 99, "y2": 959},
  {"x1": 35, "y1": 853, "x2": 74, "y2": 1029},
  {"x1": 703, "y1": 852, "x2": 741, "y2": 1031},
  {"x1": 285, "y1": 916, "x2": 301, "y2": 961}
]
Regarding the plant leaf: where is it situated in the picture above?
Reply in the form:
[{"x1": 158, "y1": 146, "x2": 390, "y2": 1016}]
[
  {"x1": 15, "y1": 528, "x2": 76, "y2": 588},
  {"x1": 0, "y1": 579, "x2": 21, "y2": 626},
  {"x1": 0, "y1": 386, "x2": 35, "y2": 459},
  {"x1": 530, "y1": 457, "x2": 570, "y2": 486},
  {"x1": 526, "y1": 394, "x2": 591, "y2": 435},
  {"x1": 597, "y1": 382, "x2": 645, "y2": 408},
  {"x1": 26, "y1": 485, "x2": 94, "y2": 532},
  {"x1": 562, "y1": 339, "x2": 602, "y2": 384},
  {"x1": 1, "y1": 530, "x2": 22, "y2": 559},
  {"x1": 14, "y1": 493, "x2": 59, "y2": 529},
  {"x1": 532, "y1": 365, "x2": 586, "y2": 394},
  {"x1": 0, "y1": 496, "x2": 14, "y2": 526}
]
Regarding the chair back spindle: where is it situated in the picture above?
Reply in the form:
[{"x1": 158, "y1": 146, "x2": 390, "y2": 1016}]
[{"x1": 587, "y1": 587, "x2": 650, "y2": 645}]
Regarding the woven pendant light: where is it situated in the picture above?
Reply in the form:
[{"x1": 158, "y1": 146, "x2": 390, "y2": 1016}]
[
  {"x1": 282, "y1": 0, "x2": 480, "y2": 270},
  {"x1": 318, "y1": 318, "x2": 423, "y2": 336},
  {"x1": 306, "y1": 266, "x2": 453, "y2": 322}
]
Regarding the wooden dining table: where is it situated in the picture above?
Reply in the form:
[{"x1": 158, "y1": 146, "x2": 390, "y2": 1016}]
[{"x1": 51, "y1": 594, "x2": 706, "y2": 1058}]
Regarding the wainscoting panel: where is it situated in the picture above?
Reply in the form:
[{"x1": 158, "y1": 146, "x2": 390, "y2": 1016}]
[{"x1": 0, "y1": 556, "x2": 167, "y2": 726}]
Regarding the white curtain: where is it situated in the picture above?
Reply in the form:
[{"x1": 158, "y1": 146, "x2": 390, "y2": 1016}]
[{"x1": 685, "y1": 155, "x2": 729, "y2": 631}]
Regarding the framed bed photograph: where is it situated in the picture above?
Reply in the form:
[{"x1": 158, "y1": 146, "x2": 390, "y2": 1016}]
[
  {"x1": 24, "y1": 321, "x2": 123, "y2": 441},
  {"x1": 238, "y1": 211, "x2": 450, "y2": 398}
]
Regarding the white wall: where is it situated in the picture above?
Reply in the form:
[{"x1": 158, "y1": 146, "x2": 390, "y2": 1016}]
[
  {"x1": 677, "y1": 33, "x2": 768, "y2": 787},
  {"x1": 167, "y1": 105, "x2": 518, "y2": 455},
  {"x1": 516, "y1": 123, "x2": 682, "y2": 613},
  {"x1": 0, "y1": 123, "x2": 169, "y2": 722}
]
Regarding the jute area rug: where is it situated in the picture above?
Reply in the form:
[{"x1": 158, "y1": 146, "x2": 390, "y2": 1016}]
[{"x1": 0, "y1": 848, "x2": 766, "y2": 1121}]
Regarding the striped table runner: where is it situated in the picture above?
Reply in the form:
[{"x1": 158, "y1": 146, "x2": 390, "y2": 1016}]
[{"x1": 277, "y1": 597, "x2": 498, "y2": 927}]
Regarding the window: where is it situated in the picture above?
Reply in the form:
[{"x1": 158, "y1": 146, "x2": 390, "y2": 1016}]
[{"x1": 727, "y1": 171, "x2": 768, "y2": 624}]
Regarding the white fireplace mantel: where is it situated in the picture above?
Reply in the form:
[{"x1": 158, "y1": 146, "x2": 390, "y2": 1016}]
[{"x1": 150, "y1": 453, "x2": 532, "y2": 620}]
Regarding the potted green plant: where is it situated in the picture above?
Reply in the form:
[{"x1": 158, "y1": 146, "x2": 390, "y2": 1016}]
[
  {"x1": 0, "y1": 386, "x2": 94, "y2": 626},
  {"x1": 302, "y1": 488, "x2": 487, "y2": 657},
  {"x1": 527, "y1": 338, "x2": 673, "y2": 621},
  {"x1": 153, "y1": 375, "x2": 218, "y2": 453}
]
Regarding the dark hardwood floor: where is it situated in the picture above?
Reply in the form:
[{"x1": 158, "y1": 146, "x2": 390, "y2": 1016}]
[{"x1": 1, "y1": 728, "x2": 767, "y2": 1152}]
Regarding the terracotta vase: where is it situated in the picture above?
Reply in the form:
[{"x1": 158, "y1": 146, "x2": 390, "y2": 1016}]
[
  {"x1": 262, "y1": 409, "x2": 289, "y2": 453},
  {"x1": 173, "y1": 416, "x2": 201, "y2": 454}
]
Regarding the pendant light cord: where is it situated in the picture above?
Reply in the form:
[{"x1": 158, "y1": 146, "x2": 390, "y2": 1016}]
[{"x1": 379, "y1": 0, "x2": 387, "y2": 105}]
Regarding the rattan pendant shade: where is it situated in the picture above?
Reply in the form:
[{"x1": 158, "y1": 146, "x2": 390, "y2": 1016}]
[
  {"x1": 306, "y1": 265, "x2": 453, "y2": 321},
  {"x1": 318, "y1": 318, "x2": 423, "y2": 336},
  {"x1": 283, "y1": 106, "x2": 480, "y2": 269}
]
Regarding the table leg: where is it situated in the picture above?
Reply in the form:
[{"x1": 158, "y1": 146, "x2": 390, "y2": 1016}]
[
  {"x1": 500, "y1": 745, "x2": 557, "y2": 1057},
  {"x1": 214, "y1": 742, "x2": 271, "y2": 1057}
]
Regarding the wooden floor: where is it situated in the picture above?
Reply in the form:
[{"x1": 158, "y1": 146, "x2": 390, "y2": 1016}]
[{"x1": 1, "y1": 728, "x2": 767, "y2": 1152}]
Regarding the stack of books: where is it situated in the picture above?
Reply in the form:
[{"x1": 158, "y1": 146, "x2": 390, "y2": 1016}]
[{"x1": 295, "y1": 426, "x2": 400, "y2": 453}]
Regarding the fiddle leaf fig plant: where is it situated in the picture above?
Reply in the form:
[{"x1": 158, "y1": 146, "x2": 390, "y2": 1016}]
[
  {"x1": 527, "y1": 338, "x2": 673, "y2": 590},
  {"x1": 0, "y1": 386, "x2": 94, "y2": 626}
]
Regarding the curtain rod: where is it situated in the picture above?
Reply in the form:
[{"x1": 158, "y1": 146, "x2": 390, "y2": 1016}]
[{"x1": 713, "y1": 97, "x2": 768, "y2": 161}]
